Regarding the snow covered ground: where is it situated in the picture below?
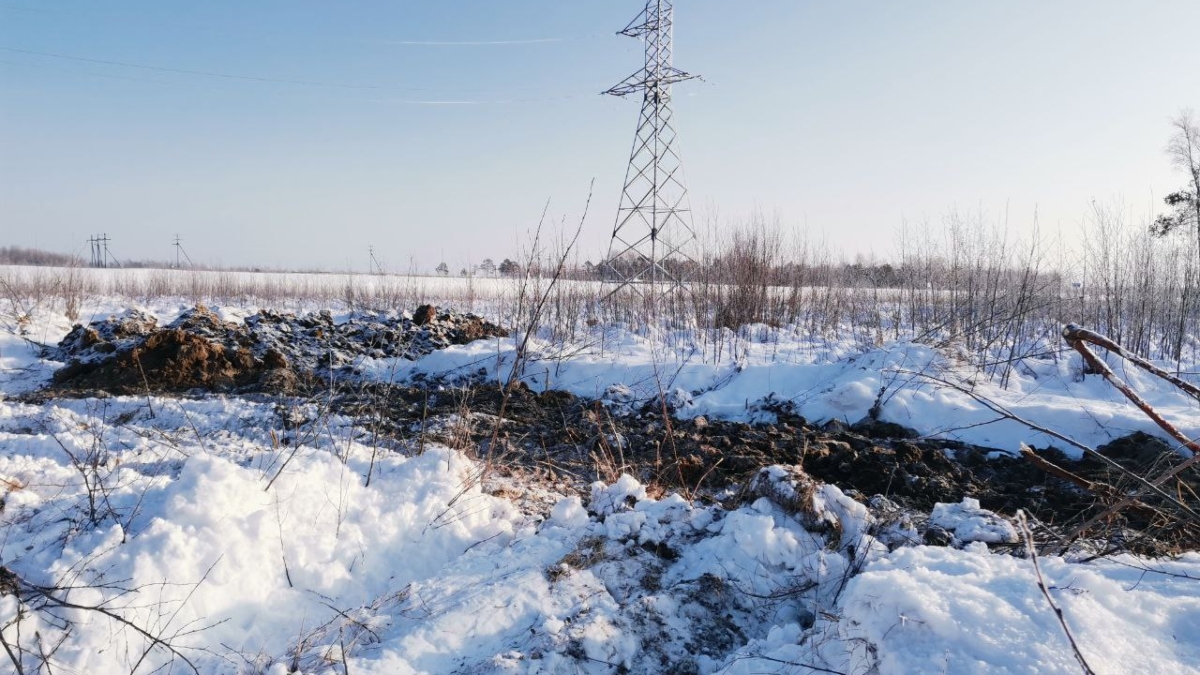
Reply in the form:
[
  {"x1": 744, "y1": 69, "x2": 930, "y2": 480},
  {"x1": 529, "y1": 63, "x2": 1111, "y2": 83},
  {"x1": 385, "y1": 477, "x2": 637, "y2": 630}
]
[
  {"x1": 1, "y1": 299, "x2": 1199, "y2": 674},
  {"x1": 367, "y1": 319, "x2": 1200, "y2": 461}
]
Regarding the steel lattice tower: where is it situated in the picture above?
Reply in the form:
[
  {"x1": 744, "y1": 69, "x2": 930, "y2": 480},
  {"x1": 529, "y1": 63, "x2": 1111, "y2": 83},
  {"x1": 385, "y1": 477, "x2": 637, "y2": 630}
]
[{"x1": 603, "y1": 0, "x2": 698, "y2": 298}]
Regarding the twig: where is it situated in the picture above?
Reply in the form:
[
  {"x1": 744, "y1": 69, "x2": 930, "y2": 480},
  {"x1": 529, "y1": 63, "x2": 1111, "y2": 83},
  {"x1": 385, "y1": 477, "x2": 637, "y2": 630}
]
[
  {"x1": 1017, "y1": 511, "x2": 1097, "y2": 675},
  {"x1": 340, "y1": 629, "x2": 351, "y2": 675},
  {"x1": 0, "y1": 622, "x2": 27, "y2": 675},
  {"x1": 20, "y1": 580, "x2": 205, "y2": 674},
  {"x1": 275, "y1": 495, "x2": 294, "y2": 588},
  {"x1": 733, "y1": 654, "x2": 847, "y2": 675},
  {"x1": 485, "y1": 183, "x2": 591, "y2": 478}
]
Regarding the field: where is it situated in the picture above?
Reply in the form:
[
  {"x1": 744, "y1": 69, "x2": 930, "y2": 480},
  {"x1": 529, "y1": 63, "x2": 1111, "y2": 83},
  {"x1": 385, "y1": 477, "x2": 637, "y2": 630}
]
[
  {"x1": 2, "y1": 250, "x2": 1200, "y2": 675},
  {"x1": 6, "y1": 0, "x2": 1200, "y2": 672}
]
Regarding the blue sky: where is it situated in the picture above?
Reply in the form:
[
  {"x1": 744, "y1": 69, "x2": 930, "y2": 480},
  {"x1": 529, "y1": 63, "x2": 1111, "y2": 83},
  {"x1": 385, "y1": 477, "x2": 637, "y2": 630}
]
[{"x1": 2, "y1": 1, "x2": 1198, "y2": 271}]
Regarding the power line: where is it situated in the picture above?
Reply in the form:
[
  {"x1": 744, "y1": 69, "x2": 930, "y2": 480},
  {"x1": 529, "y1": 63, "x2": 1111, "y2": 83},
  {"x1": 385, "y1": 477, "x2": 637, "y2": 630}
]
[
  {"x1": 0, "y1": 45, "x2": 449, "y2": 92},
  {"x1": 0, "y1": 57, "x2": 216, "y2": 88},
  {"x1": 0, "y1": 2, "x2": 51, "y2": 14},
  {"x1": 0, "y1": 45, "x2": 602, "y2": 94},
  {"x1": 0, "y1": 3, "x2": 601, "y2": 48},
  {"x1": 0, "y1": 45, "x2": 611, "y2": 102}
]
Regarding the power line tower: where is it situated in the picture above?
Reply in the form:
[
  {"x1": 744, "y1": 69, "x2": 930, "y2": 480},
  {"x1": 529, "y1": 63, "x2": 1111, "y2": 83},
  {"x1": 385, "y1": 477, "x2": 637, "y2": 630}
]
[{"x1": 603, "y1": 0, "x2": 699, "y2": 301}]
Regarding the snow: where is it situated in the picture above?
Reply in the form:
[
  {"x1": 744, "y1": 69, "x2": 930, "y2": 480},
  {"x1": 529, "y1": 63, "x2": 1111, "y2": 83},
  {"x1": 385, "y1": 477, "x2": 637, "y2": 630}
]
[
  {"x1": 379, "y1": 334, "x2": 1200, "y2": 459},
  {"x1": 717, "y1": 546, "x2": 1200, "y2": 675},
  {"x1": 549, "y1": 496, "x2": 590, "y2": 529},
  {"x1": 2, "y1": 297, "x2": 1200, "y2": 673},
  {"x1": 824, "y1": 547, "x2": 1200, "y2": 675},
  {"x1": 930, "y1": 498, "x2": 1020, "y2": 544},
  {"x1": 9, "y1": 295, "x2": 1199, "y2": 459}
]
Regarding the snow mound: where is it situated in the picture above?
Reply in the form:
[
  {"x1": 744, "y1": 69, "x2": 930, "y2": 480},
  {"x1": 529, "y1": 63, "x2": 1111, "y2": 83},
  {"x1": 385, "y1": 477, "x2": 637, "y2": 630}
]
[{"x1": 930, "y1": 497, "x2": 1019, "y2": 544}]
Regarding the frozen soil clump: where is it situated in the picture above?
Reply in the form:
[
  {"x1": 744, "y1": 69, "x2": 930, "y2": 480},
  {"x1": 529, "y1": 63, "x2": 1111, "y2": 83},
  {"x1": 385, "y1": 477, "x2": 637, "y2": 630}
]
[
  {"x1": 44, "y1": 304, "x2": 507, "y2": 395},
  {"x1": 335, "y1": 381, "x2": 1200, "y2": 555}
]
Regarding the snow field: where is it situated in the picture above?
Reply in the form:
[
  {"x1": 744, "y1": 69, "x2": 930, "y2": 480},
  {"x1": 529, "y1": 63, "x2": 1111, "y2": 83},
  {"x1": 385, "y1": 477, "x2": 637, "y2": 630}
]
[
  {"x1": 1, "y1": 392, "x2": 1199, "y2": 673},
  {"x1": 2, "y1": 299, "x2": 1200, "y2": 673},
  {"x1": 368, "y1": 328, "x2": 1200, "y2": 459},
  {"x1": 8, "y1": 297, "x2": 1200, "y2": 460},
  {"x1": 0, "y1": 394, "x2": 526, "y2": 672}
]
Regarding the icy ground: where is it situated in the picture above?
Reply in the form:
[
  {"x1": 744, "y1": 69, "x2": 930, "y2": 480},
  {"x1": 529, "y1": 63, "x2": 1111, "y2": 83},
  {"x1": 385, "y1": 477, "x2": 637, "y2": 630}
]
[{"x1": 1, "y1": 301, "x2": 1199, "y2": 674}]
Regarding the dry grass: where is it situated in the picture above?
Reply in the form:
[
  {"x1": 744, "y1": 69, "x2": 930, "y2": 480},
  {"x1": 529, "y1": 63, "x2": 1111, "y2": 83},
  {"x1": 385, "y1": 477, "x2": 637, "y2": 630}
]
[{"x1": 4, "y1": 205, "x2": 1200, "y2": 375}]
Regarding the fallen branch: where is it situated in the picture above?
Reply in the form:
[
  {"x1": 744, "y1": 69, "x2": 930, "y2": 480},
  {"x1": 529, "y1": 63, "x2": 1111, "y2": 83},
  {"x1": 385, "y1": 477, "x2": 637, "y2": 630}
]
[
  {"x1": 1063, "y1": 324, "x2": 1200, "y2": 403},
  {"x1": 1019, "y1": 444, "x2": 1106, "y2": 495},
  {"x1": 1063, "y1": 324, "x2": 1200, "y2": 455},
  {"x1": 1056, "y1": 326, "x2": 1200, "y2": 548}
]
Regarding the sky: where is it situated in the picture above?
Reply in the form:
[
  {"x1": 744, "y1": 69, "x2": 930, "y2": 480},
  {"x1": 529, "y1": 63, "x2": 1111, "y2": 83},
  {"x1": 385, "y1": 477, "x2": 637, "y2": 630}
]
[{"x1": 1, "y1": 0, "x2": 1198, "y2": 272}]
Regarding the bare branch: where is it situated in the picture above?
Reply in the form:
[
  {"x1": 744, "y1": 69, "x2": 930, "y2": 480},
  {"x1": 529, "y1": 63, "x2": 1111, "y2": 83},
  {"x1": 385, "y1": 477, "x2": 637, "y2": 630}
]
[{"x1": 1017, "y1": 512, "x2": 1097, "y2": 675}]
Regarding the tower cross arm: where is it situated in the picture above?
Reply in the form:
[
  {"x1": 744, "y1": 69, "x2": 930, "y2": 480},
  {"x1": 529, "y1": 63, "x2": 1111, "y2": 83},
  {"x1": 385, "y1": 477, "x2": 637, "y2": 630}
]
[
  {"x1": 604, "y1": 71, "x2": 649, "y2": 97},
  {"x1": 617, "y1": 7, "x2": 658, "y2": 37},
  {"x1": 655, "y1": 67, "x2": 698, "y2": 86},
  {"x1": 604, "y1": 67, "x2": 697, "y2": 97}
]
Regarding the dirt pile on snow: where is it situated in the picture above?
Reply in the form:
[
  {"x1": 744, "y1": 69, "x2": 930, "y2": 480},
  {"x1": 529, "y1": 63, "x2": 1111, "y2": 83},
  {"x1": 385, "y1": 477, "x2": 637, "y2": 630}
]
[
  {"x1": 354, "y1": 380, "x2": 1039, "y2": 510},
  {"x1": 51, "y1": 308, "x2": 158, "y2": 359},
  {"x1": 46, "y1": 305, "x2": 508, "y2": 394},
  {"x1": 49, "y1": 307, "x2": 284, "y2": 393},
  {"x1": 334, "y1": 380, "x2": 1198, "y2": 554},
  {"x1": 241, "y1": 305, "x2": 506, "y2": 371}
]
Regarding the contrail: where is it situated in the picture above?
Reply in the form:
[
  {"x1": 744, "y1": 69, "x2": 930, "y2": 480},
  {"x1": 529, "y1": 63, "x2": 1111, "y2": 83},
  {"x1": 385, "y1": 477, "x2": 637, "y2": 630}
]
[{"x1": 378, "y1": 37, "x2": 565, "y2": 46}]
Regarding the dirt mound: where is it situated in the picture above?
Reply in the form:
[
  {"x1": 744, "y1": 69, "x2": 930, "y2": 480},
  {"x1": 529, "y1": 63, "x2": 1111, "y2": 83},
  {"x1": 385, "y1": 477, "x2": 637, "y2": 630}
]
[
  {"x1": 240, "y1": 307, "x2": 507, "y2": 370},
  {"x1": 334, "y1": 380, "x2": 1196, "y2": 554},
  {"x1": 47, "y1": 305, "x2": 509, "y2": 394},
  {"x1": 53, "y1": 328, "x2": 270, "y2": 393},
  {"x1": 412, "y1": 304, "x2": 437, "y2": 325},
  {"x1": 1085, "y1": 431, "x2": 1178, "y2": 475},
  {"x1": 335, "y1": 382, "x2": 1043, "y2": 512},
  {"x1": 50, "y1": 309, "x2": 158, "y2": 363},
  {"x1": 50, "y1": 306, "x2": 281, "y2": 393}
]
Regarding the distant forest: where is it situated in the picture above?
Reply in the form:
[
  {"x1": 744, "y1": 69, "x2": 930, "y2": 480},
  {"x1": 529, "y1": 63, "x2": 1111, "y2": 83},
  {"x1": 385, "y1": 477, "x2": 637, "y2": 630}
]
[{"x1": 0, "y1": 246, "x2": 83, "y2": 267}]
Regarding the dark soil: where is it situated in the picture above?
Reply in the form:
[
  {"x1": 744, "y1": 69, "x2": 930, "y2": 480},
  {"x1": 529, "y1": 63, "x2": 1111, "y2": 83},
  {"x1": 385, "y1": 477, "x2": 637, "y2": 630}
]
[
  {"x1": 52, "y1": 328, "x2": 273, "y2": 393},
  {"x1": 332, "y1": 380, "x2": 1200, "y2": 555},
  {"x1": 45, "y1": 305, "x2": 508, "y2": 395}
]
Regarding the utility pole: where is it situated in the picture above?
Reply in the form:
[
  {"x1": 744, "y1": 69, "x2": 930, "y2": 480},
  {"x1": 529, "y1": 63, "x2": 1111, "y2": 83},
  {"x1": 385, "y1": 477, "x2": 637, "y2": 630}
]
[
  {"x1": 89, "y1": 234, "x2": 113, "y2": 268},
  {"x1": 603, "y1": 0, "x2": 699, "y2": 303},
  {"x1": 173, "y1": 234, "x2": 194, "y2": 269},
  {"x1": 368, "y1": 246, "x2": 384, "y2": 275},
  {"x1": 86, "y1": 233, "x2": 120, "y2": 269}
]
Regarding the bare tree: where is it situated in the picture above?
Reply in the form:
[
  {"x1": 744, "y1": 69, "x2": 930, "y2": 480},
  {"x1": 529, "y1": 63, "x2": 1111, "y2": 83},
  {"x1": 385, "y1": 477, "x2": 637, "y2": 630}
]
[{"x1": 1152, "y1": 109, "x2": 1200, "y2": 259}]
